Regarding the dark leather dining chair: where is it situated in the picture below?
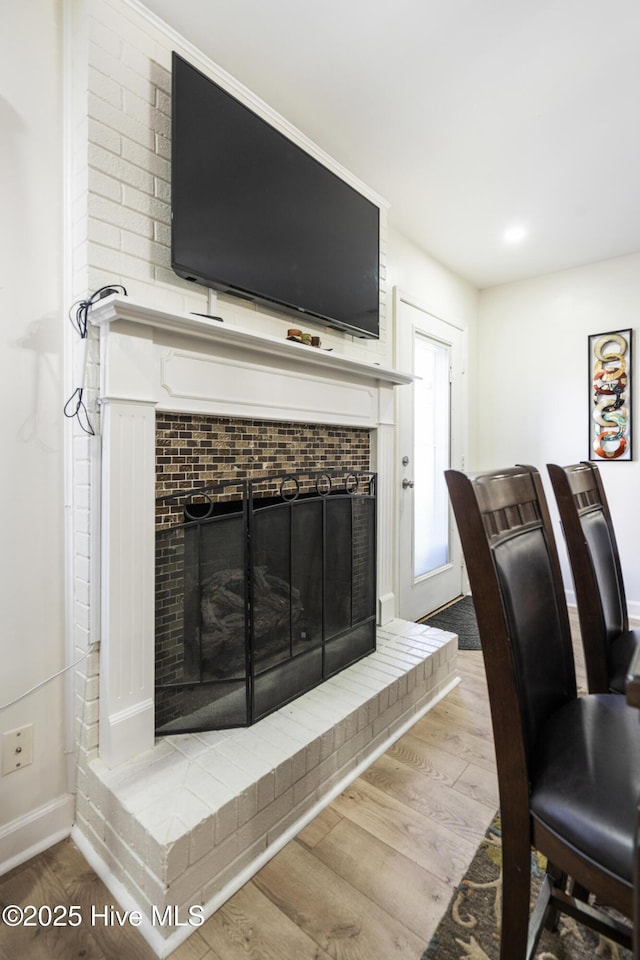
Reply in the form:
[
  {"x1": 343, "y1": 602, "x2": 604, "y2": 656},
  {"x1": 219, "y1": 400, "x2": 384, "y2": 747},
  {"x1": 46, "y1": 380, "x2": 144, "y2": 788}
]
[
  {"x1": 445, "y1": 464, "x2": 640, "y2": 960},
  {"x1": 547, "y1": 460, "x2": 639, "y2": 694}
]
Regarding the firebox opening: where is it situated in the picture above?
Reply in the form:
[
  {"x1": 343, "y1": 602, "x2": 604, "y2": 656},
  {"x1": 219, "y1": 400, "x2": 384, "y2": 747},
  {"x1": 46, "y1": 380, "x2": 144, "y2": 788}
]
[{"x1": 155, "y1": 472, "x2": 377, "y2": 734}]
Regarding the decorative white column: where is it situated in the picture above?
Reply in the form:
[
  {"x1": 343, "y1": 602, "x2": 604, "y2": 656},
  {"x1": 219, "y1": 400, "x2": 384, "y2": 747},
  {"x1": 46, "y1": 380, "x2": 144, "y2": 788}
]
[
  {"x1": 376, "y1": 382, "x2": 398, "y2": 624},
  {"x1": 98, "y1": 398, "x2": 156, "y2": 766},
  {"x1": 96, "y1": 320, "x2": 158, "y2": 766}
]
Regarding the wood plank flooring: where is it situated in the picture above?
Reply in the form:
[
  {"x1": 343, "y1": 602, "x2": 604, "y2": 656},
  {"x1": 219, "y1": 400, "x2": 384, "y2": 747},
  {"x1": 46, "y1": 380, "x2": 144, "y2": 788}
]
[{"x1": 0, "y1": 622, "x2": 591, "y2": 960}]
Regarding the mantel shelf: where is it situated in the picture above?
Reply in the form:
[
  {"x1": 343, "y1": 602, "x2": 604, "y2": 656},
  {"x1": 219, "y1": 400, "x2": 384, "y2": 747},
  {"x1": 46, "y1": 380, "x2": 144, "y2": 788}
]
[{"x1": 89, "y1": 294, "x2": 413, "y2": 388}]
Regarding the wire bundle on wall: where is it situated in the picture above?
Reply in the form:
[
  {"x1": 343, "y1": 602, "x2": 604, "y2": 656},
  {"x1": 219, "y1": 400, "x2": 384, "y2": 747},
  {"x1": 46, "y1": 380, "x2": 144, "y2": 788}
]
[
  {"x1": 64, "y1": 284, "x2": 127, "y2": 435},
  {"x1": 0, "y1": 643, "x2": 99, "y2": 713}
]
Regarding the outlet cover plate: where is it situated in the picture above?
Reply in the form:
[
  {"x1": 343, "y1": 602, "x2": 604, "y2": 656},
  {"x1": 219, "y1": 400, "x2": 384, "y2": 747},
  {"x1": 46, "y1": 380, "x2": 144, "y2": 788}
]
[{"x1": 2, "y1": 724, "x2": 34, "y2": 775}]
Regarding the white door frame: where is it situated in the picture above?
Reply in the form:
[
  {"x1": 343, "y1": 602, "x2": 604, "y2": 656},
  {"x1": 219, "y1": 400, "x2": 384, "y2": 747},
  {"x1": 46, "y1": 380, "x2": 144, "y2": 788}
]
[{"x1": 394, "y1": 288, "x2": 467, "y2": 621}]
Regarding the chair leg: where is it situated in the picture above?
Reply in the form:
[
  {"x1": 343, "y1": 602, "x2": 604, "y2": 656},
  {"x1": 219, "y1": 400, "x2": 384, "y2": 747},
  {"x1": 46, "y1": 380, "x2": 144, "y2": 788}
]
[
  {"x1": 567, "y1": 877, "x2": 590, "y2": 902},
  {"x1": 544, "y1": 863, "x2": 567, "y2": 932},
  {"x1": 634, "y1": 801, "x2": 640, "y2": 960},
  {"x1": 500, "y1": 829, "x2": 533, "y2": 960}
]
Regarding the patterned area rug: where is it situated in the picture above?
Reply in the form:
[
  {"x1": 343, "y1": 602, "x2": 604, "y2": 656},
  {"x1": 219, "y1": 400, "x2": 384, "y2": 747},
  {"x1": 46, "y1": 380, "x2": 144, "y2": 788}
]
[
  {"x1": 420, "y1": 595, "x2": 481, "y2": 651},
  {"x1": 421, "y1": 814, "x2": 631, "y2": 959}
]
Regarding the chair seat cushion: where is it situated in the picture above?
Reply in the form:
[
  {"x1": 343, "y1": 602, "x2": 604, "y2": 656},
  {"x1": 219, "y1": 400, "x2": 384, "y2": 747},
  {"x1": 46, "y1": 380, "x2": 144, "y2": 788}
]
[
  {"x1": 608, "y1": 628, "x2": 640, "y2": 694},
  {"x1": 530, "y1": 694, "x2": 640, "y2": 885}
]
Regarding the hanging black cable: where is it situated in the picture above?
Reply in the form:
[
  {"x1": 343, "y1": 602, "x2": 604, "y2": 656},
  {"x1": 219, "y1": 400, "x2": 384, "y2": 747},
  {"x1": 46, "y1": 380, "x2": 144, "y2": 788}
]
[{"x1": 64, "y1": 284, "x2": 127, "y2": 435}]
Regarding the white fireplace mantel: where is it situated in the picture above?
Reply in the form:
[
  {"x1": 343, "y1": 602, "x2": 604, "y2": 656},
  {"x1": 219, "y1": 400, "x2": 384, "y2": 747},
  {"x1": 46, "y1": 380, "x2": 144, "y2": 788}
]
[
  {"x1": 90, "y1": 294, "x2": 412, "y2": 389},
  {"x1": 88, "y1": 294, "x2": 412, "y2": 767}
]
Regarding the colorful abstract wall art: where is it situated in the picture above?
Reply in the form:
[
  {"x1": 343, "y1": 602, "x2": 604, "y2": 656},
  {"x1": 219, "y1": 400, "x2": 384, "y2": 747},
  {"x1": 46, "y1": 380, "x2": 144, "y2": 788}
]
[{"x1": 589, "y1": 329, "x2": 632, "y2": 461}]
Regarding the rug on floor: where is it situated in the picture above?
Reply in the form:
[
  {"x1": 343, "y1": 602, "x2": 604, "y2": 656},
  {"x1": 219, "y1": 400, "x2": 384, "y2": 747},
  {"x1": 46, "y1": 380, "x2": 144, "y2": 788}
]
[
  {"x1": 420, "y1": 595, "x2": 481, "y2": 651},
  {"x1": 420, "y1": 813, "x2": 631, "y2": 960}
]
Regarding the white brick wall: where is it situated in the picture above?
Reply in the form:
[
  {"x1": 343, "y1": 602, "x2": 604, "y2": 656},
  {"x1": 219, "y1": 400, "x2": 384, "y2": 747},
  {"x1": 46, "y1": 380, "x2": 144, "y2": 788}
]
[
  {"x1": 77, "y1": 0, "x2": 390, "y2": 352},
  {"x1": 70, "y1": 0, "x2": 393, "y2": 765},
  {"x1": 67, "y1": 1, "x2": 405, "y2": 952}
]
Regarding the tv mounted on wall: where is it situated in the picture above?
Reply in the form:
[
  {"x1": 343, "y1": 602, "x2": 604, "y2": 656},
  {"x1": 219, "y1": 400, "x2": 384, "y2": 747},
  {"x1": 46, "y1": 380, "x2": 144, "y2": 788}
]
[{"x1": 171, "y1": 53, "x2": 380, "y2": 339}]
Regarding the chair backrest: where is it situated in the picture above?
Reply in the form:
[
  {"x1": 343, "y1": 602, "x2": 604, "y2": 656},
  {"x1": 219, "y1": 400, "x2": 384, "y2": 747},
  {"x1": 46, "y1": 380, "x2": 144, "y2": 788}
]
[
  {"x1": 547, "y1": 461, "x2": 627, "y2": 692},
  {"x1": 445, "y1": 466, "x2": 577, "y2": 792}
]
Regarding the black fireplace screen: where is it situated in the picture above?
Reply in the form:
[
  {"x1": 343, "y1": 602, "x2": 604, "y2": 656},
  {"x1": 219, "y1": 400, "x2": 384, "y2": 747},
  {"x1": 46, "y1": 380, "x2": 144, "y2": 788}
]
[{"x1": 155, "y1": 472, "x2": 376, "y2": 733}]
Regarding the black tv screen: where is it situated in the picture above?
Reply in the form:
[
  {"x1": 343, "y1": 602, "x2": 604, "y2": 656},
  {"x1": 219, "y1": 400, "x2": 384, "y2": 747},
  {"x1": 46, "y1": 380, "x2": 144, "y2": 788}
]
[{"x1": 171, "y1": 53, "x2": 380, "y2": 339}]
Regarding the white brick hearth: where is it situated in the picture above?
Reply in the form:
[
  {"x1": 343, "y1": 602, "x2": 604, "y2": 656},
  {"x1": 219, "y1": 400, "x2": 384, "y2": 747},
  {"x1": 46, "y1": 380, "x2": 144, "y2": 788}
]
[{"x1": 73, "y1": 619, "x2": 457, "y2": 958}]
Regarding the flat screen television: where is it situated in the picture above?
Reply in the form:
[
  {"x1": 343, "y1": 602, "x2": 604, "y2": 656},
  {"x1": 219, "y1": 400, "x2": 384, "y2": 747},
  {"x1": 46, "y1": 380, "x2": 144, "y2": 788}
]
[{"x1": 171, "y1": 53, "x2": 380, "y2": 339}]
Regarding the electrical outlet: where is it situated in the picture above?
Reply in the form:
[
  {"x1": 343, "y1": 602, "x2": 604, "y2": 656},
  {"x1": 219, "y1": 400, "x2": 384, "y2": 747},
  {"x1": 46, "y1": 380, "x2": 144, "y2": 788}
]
[{"x1": 2, "y1": 725, "x2": 34, "y2": 776}]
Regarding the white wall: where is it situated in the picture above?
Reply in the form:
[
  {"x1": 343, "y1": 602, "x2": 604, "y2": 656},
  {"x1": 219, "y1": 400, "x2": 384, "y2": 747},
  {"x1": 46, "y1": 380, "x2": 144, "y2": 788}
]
[
  {"x1": 387, "y1": 228, "x2": 478, "y2": 427},
  {"x1": 387, "y1": 228, "x2": 478, "y2": 336},
  {"x1": 477, "y1": 251, "x2": 640, "y2": 614},
  {"x1": 0, "y1": 0, "x2": 74, "y2": 868}
]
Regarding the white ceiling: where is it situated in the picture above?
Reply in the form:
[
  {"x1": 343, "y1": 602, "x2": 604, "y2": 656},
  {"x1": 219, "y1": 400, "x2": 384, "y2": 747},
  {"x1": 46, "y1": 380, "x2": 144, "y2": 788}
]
[{"x1": 141, "y1": 0, "x2": 640, "y2": 289}]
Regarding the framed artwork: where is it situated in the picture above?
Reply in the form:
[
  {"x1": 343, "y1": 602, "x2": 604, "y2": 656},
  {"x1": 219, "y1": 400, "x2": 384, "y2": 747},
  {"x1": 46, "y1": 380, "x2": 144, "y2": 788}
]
[{"x1": 589, "y1": 328, "x2": 632, "y2": 461}]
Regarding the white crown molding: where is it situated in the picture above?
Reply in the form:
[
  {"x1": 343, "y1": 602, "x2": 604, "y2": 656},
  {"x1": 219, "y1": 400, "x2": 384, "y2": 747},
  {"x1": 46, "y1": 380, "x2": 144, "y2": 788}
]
[{"x1": 123, "y1": 0, "x2": 389, "y2": 208}]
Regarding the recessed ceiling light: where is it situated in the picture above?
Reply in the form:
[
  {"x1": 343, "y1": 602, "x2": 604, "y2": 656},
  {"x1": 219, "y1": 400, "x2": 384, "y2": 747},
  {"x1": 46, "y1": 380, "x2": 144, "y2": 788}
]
[{"x1": 503, "y1": 225, "x2": 528, "y2": 244}]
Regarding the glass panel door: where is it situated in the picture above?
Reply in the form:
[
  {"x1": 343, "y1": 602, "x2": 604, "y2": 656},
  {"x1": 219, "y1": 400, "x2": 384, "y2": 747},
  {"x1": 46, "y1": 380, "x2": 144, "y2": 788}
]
[{"x1": 413, "y1": 334, "x2": 450, "y2": 577}]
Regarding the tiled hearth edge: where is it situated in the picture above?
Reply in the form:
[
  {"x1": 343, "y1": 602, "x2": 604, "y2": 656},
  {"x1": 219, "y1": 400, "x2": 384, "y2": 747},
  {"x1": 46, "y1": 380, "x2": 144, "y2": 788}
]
[{"x1": 71, "y1": 620, "x2": 458, "y2": 958}]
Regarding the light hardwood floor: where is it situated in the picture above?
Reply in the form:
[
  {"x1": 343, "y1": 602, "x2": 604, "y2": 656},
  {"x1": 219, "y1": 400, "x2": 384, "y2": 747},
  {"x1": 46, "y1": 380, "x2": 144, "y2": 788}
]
[{"x1": 0, "y1": 624, "x2": 590, "y2": 960}]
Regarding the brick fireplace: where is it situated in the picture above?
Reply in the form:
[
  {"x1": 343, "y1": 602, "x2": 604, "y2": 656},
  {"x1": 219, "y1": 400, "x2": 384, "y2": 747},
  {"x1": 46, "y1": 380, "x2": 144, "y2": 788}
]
[
  {"x1": 71, "y1": 293, "x2": 458, "y2": 957},
  {"x1": 87, "y1": 292, "x2": 414, "y2": 768},
  {"x1": 154, "y1": 414, "x2": 377, "y2": 733},
  {"x1": 155, "y1": 443, "x2": 378, "y2": 732},
  {"x1": 61, "y1": 4, "x2": 460, "y2": 952}
]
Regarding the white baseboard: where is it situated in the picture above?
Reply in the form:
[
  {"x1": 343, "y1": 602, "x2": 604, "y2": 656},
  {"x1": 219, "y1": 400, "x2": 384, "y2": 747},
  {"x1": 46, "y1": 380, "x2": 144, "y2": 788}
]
[
  {"x1": 377, "y1": 591, "x2": 396, "y2": 624},
  {"x1": 565, "y1": 592, "x2": 640, "y2": 625},
  {"x1": 0, "y1": 794, "x2": 74, "y2": 876},
  {"x1": 627, "y1": 599, "x2": 640, "y2": 623}
]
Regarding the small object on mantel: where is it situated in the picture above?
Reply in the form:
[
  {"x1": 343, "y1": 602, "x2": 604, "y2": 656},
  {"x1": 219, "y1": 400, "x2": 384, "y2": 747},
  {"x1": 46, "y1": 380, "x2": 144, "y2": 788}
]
[{"x1": 286, "y1": 328, "x2": 321, "y2": 348}]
